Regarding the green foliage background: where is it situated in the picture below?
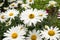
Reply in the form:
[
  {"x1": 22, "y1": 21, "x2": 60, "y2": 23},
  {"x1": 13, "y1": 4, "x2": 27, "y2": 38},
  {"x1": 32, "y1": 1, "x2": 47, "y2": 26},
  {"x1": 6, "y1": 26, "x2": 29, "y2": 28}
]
[{"x1": 0, "y1": 0, "x2": 60, "y2": 40}]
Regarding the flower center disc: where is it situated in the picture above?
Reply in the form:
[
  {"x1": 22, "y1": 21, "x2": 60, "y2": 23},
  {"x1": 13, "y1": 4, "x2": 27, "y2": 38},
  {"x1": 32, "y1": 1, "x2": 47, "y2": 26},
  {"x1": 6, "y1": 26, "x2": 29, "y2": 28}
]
[
  {"x1": 11, "y1": 4, "x2": 15, "y2": 6},
  {"x1": 1, "y1": 15, "x2": 5, "y2": 19},
  {"x1": 29, "y1": 14, "x2": 35, "y2": 19},
  {"x1": 29, "y1": 0, "x2": 32, "y2": 2},
  {"x1": 11, "y1": 33, "x2": 18, "y2": 39},
  {"x1": 31, "y1": 34, "x2": 37, "y2": 40},
  {"x1": 9, "y1": 12, "x2": 14, "y2": 16},
  {"x1": 48, "y1": 30, "x2": 55, "y2": 36}
]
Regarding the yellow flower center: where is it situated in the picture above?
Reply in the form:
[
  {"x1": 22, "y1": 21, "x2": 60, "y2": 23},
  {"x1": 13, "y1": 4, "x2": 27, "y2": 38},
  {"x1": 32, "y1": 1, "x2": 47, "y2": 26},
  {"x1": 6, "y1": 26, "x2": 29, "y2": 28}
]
[
  {"x1": 11, "y1": 4, "x2": 15, "y2": 6},
  {"x1": 9, "y1": 12, "x2": 14, "y2": 16},
  {"x1": 1, "y1": 15, "x2": 5, "y2": 19},
  {"x1": 48, "y1": 30, "x2": 55, "y2": 36},
  {"x1": 39, "y1": 14, "x2": 43, "y2": 16},
  {"x1": 29, "y1": 14, "x2": 35, "y2": 19},
  {"x1": 31, "y1": 34, "x2": 37, "y2": 40},
  {"x1": 29, "y1": 0, "x2": 32, "y2": 2},
  {"x1": 11, "y1": 33, "x2": 18, "y2": 39}
]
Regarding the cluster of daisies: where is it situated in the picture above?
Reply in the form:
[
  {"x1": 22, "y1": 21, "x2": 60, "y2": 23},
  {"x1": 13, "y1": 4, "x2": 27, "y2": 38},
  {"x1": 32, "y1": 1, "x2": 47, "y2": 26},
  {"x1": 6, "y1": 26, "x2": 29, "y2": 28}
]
[
  {"x1": 3, "y1": 25, "x2": 60, "y2": 40},
  {"x1": 0, "y1": 0, "x2": 60, "y2": 40}
]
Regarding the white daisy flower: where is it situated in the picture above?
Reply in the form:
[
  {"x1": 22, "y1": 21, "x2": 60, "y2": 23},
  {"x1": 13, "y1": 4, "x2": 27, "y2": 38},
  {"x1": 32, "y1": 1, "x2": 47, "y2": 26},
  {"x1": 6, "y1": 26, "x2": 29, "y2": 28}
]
[
  {"x1": 21, "y1": 4, "x2": 31, "y2": 9},
  {"x1": 16, "y1": 25, "x2": 27, "y2": 32},
  {"x1": 8, "y1": 0, "x2": 16, "y2": 2},
  {"x1": 26, "y1": 29, "x2": 42, "y2": 40},
  {"x1": 9, "y1": 2, "x2": 18, "y2": 8},
  {"x1": 3, "y1": 26, "x2": 25, "y2": 40},
  {"x1": 5, "y1": 9, "x2": 19, "y2": 19},
  {"x1": 20, "y1": 9, "x2": 41, "y2": 26},
  {"x1": 26, "y1": 0, "x2": 34, "y2": 4},
  {"x1": 38, "y1": 10, "x2": 48, "y2": 21},
  {"x1": 40, "y1": 26, "x2": 60, "y2": 40},
  {"x1": 48, "y1": 1, "x2": 57, "y2": 7},
  {"x1": 0, "y1": 12, "x2": 8, "y2": 23}
]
